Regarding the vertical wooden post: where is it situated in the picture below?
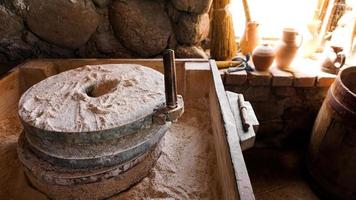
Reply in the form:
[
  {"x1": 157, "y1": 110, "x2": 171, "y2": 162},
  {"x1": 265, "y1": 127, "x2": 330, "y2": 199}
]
[{"x1": 210, "y1": 0, "x2": 237, "y2": 61}]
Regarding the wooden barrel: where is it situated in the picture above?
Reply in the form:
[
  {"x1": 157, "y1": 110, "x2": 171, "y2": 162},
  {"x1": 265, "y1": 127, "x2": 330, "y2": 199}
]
[{"x1": 308, "y1": 66, "x2": 356, "y2": 199}]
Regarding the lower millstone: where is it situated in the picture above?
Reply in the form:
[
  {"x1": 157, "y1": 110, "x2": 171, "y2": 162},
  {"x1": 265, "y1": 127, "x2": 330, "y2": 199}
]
[
  {"x1": 24, "y1": 123, "x2": 169, "y2": 169},
  {"x1": 18, "y1": 134, "x2": 163, "y2": 200}
]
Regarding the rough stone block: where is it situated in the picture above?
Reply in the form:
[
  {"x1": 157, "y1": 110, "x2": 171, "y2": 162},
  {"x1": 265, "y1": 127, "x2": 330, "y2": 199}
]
[
  {"x1": 224, "y1": 70, "x2": 247, "y2": 85},
  {"x1": 269, "y1": 66, "x2": 294, "y2": 86},
  {"x1": 243, "y1": 86, "x2": 274, "y2": 102},
  {"x1": 273, "y1": 87, "x2": 296, "y2": 97},
  {"x1": 24, "y1": 0, "x2": 99, "y2": 49},
  {"x1": 251, "y1": 101, "x2": 284, "y2": 121},
  {"x1": 175, "y1": 45, "x2": 208, "y2": 58},
  {"x1": 171, "y1": 0, "x2": 213, "y2": 14},
  {"x1": 296, "y1": 87, "x2": 328, "y2": 101},
  {"x1": 110, "y1": 0, "x2": 172, "y2": 57},
  {"x1": 175, "y1": 13, "x2": 210, "y2": 45},
  {"x1": 224, "y1": 84, "x2": 249, "y2": 95},
  {"x1": 247, "y1": 70, "x2": 272, "y2": 86},
  {"x1": 258, "y1": 119, "x2": 284, "y2": 137}
]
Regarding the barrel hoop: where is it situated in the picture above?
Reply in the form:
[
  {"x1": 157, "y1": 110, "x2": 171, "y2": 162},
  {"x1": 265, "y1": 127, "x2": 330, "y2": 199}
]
[
  {"x1": 332, "y1": 78, "x2": 356, "y2": 112},
  {"x1": 326, "y1": 89, "x2": 356, "y2": 128}
]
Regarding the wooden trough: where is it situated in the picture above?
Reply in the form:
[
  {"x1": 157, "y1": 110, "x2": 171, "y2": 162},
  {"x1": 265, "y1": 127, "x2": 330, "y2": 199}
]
[{"x1": 0, "y1": 58, "x2": 258, "y2": 200}]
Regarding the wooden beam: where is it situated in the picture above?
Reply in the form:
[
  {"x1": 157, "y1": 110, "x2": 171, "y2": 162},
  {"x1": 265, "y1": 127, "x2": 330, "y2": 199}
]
[
  {"x1": 226, "y1": 91, "x2": 258, "y2": 151},
  {"x1": 0, "y1": 69, "x2": 22, "y2": 120},
  {"x1": 209, "y1": 60, "x2": 255, "y2": 200}
]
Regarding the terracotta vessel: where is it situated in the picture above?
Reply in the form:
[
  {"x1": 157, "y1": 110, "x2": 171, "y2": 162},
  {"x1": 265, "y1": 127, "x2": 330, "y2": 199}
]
[
  {"x1": 321, "y1": 46, "x2": 346, "y2": 74},
  {"x1": 240, "y1": 21, "x2": 259, "y2": 55},
  {"x1": 252, "y1": 44, "x2": 275, "y2": 71},
  {"x1": 275, "y1": 28, "x2": 303, "y2": 69}
]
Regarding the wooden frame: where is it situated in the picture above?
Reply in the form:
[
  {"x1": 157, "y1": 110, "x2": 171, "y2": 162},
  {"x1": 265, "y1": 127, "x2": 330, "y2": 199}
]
[{"x1": 0, "y1": 58, "x2": 255, "y2": 200}]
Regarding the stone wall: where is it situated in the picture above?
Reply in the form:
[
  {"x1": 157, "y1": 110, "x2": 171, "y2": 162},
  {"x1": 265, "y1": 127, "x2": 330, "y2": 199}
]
[
  {"x1": 222, "y1": 69, "x2": 332, "y2": 148},
  {"x1": 0, "y1": 0, "x2": 211, "y2": 67}
]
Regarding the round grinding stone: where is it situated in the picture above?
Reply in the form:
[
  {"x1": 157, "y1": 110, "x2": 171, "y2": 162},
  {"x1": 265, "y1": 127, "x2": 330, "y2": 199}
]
[
  {"x1": 25, "y1": 123, "x2": 170, "y2": 168},
  {"x1": 18, "y1": 133, "x2": 164, "y2": 200},
  {"x1": 18, "y1": 64, "x2": 166, "y2": 142},
  {"x1": 17, "y1": 64, "x2": 170, "y2": 199}
]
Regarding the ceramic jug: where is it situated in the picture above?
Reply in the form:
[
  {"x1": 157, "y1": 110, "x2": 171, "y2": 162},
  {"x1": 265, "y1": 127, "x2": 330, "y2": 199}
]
[
  {"x1": 252, "y1": 44, "x2": 275, "y2": 71},
  {"x1": 275, "y1": 28, "x2": 303, "y2": 70},
  {"x1": 240, "y1": 21, "x2": 259, "y2": 55},
  {"x1": 321, "y1": 46, "x2": 346, "y2": 74}
]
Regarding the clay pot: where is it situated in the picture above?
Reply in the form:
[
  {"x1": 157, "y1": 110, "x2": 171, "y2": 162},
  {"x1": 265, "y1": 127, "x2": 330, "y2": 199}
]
[
  {"x1": 275, "y1": 28, "x2": 303, "y2": 69},
  {"x1": 252, "y1": 44, "x2": 275, "y2": 71},
  {"x1": 239, "y1": 21, "x2": 259, "y2": 55}
]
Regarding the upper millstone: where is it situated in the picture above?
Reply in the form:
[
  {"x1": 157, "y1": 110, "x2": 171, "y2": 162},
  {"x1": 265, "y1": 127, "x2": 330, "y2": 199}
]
[{"x1": 18, "y1": 64, "x2": 166, "y2": 132}]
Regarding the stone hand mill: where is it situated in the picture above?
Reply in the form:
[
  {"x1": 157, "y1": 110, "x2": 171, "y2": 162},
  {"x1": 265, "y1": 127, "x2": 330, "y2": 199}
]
[{"x1": 17, "y1": 50, "x2": 184, "y2": 200}]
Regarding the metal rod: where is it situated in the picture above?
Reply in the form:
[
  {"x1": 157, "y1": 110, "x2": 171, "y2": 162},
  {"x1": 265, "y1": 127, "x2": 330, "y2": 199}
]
[{"x1": 163, "y1": 49, "x2": 178, "y2": 109}]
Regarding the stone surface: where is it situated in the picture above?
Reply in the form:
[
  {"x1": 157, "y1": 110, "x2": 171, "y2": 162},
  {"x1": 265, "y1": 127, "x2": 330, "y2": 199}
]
[
  {"x1": 244, "y1": 87, "x2": 273, "y2": 102},
  {"x1": 92, "y1": 0, "x2": 110, "y2": 8},
  {"x1": 171, "y1": 0, "x2": 212, "y2": 14},
  {"x1": 0, "y1": 0, "x2": 211, "y2": 67},
  {"x1": 175, "y1": 45, "x2": 208, "y2": 58},
  {"x1": 24, "y1": 0, "x2": 100, "y2": 49},
  {"x1": 23, "y1": 31, "x2": 75, "y2": 58},
  {"x1": 110, "y1": 0, "x2": 173, "y2": 57},
  {"x1": 297, "y1": 88, "x2": 328, "y2": 101},
  {"x1": 175, "y1": 13, "x2": 210, "y2": 45},
  {"x1": 258, "y1": 119, "x2": 284, "y2": 137},
  {"x1": 252, "y1": 101, "x2": 285, "y2": 121},
  {"x1": 19, "y1": 64, "x2": 165, "y2": 132},
  {"x1": 273, "y1": 87, "x2": 297, "y2": 97},
  {"x1": 166, "y1": 2, "x2": 182, "y2": 23},
  {"x1": 94, "y1": 32, "x2": 135, "y2": 57},
  {"x1": 225, "y1": 82, "x2": 329, "y2": 148},
  {"x1": 248, "y1": 70, "x2": 272, "y2": 86},
  {"x1": 0, "y1": 5, "x2": 32, "y2": 62},
  {"x1": 224, "y1": 71, "x2": 248, "y2": 86},
  {"x1": 0, "y1": 6, "x2": 23, "y2": 39}
]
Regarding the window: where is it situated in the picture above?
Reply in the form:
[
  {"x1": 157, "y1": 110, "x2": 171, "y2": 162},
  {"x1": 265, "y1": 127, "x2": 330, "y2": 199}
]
[
  {"x1": 230, "y1": 0, "x2": 314, "y2": 39},
  {"x1": 229, "y1": 0, "x2": 356, "y2": 55}
]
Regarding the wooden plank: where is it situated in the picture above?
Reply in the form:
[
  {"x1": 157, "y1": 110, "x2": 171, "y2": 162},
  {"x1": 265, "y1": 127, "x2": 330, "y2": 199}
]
[
  {"x1": 269, "y1": 65, "x2": 294, "y2": 86},
  {"x1": 20, "y1": 60, "x2": 57, "y2": 90},
  {"x1": 226, "y1": 91, "x2": 257, "y2": 151},
  {"x1": 0, "y1": 69, "x2": 22, "y2": 120},
  {"x1": 20, "y1": 59, "x2": 207, "y2": 100},
  {"x1": 184, "y1": 62, "x2": 211, "y2": 108},
  {"x1": 209, "y1": 60, "x2": 255, "y2": 200}
]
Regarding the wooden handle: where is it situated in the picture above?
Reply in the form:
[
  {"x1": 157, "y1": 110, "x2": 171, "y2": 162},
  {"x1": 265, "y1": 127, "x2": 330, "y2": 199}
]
[
  {"x1": 238, "y1": 94, "x2": 250, "y2": 131},
  {"x1": 242, "y1": 0, "x2": 251, "y2": 22},
  {"x1": 216, "y1": 61, "x2": 243, "y2": 69}
]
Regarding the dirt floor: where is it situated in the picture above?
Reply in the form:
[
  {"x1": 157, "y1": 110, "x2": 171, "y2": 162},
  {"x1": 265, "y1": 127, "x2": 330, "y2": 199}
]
[
  {"x1": 0, "y1": 109, "x2": 221, "y2": 200},
  {"x1": 244, "y1": 148, "x2": 320, "y2": 200}
]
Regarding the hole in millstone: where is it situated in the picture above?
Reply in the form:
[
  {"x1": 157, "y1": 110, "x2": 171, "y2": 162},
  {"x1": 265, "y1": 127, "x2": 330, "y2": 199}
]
[{"x1": 86, "y1": 79, "x2": 119, "y2": 98}]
